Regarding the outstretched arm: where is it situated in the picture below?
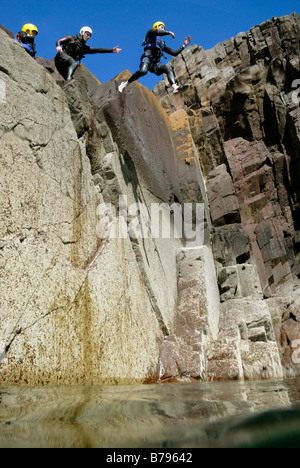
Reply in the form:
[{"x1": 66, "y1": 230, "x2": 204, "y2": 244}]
[
  {"x1": 86, "y1": 45, "x2": 122, "y2": 54},
  {"x1": 147, "y1": 28, "x2": 175, "y2": 39},
  {"x1": 164, "y1": 35, "x2": 191, "y2": 56}
]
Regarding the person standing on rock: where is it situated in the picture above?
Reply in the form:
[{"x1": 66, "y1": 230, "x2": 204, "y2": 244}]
[
  {"x1": 118, "y1": 21, "x2": 191, "y2": 94},
  {"x1": 16, "y1": 24, "x2": 38, "y2": 58},
  {"x1": 55, "y1": 26, "x2": 122, "y2": 81}
]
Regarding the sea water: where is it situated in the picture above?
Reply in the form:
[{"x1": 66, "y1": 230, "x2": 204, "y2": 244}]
[{"x1": 1, "y1": 378, "x2": 300, "y2": 448}]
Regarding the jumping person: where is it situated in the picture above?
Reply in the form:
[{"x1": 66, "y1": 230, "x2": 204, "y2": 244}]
[
  {"x1": 118, "y1": 21, "x2": 191, "y2": 94},
  {"x1": 16, "y1": 24, "x2": 38, "y2": 58},
  {"x1": 55, "y1": 26, "x2": 122, "y2": 81}
]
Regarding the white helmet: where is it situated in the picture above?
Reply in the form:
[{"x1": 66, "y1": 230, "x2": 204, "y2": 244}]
[{"x1": 80, "y1": 26, "x2": 93, "y2": 37}]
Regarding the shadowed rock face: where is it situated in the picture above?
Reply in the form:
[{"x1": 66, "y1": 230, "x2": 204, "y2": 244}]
[
  {"x1": 154, "y1": 13, "x2": 300, "y2": 298},
  {"x1": 0, "y1": 14, "x2": 300, "y2": 385},
  {"x1": 153, "y1": 13, "x2": 300, "y2": 379}
]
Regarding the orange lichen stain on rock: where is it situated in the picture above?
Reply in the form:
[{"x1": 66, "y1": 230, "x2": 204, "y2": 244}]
[
  {"x1": 78, "y1": 63, "x2": 102, "y2": 86},
  {"x1": 185, "y1": 157, "x2": 196, "y2": 165},
  {"x1": 114, "y1": 69, "x2": 132, "y2": 84},
  {"x1": 140, "y1": 85, "x2": 192, "y2": 164},
  {"x1": 138, "y1": 83, "x2": 172, "y2": 124},
  {"x1": 169, "y1": 109, "x2": 195, "y2": 160}
]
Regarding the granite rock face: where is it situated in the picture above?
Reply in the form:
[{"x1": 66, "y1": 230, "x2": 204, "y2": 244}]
[
  {"x1": 0, "y1": 30, "x2": 179, "y2": 384},
  {"x1": 1, "y1": 14, "x2": 300, "y2": 385}
]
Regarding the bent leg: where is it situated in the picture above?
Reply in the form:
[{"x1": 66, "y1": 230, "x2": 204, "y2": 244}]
[
  {"x1": 128, "y1": 62, "x2": 149, "y2": 84},
  {"x1": 55, "y1": 53, "x2": 78, "y2": 80},
  {"x1": 154, "y1": 63, "x2": 176, "y2": 86}
]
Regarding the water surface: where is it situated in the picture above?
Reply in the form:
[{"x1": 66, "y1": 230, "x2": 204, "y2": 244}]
[{"x1": 1, "y1": 378, "x2": 300, "y2": 448}]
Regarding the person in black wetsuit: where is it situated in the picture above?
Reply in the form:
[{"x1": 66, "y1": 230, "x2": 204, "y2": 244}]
[
  {"x1": 16, "y1": 23, "x2": 38, "y2": 58},
  {"x1": 118, "y1": 21, "x2": 191, "y2": 94},
  {"x1": 55, "y1": 26, "x2": 122, "y2": 81}
]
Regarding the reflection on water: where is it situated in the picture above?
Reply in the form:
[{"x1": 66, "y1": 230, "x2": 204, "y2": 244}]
[{"x1": 1, "y1": 378, "x2": 300, "y2": 447}]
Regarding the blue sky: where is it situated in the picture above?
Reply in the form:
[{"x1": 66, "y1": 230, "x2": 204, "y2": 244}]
[{"x1": 0, "y1": 0, "x2": 298, "y2": 89}]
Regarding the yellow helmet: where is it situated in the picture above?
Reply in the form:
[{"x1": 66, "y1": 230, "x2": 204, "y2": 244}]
[
  {"x1": 22, "y1": 24, "x2": 38, "y2": 35},
  {"x1": 153, "y1": 21, "x2": 165, "y2": 30}
]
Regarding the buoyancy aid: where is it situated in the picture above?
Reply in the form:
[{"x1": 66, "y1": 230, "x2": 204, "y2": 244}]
[
  {"x1": 16, "y1": 32, "x2": 36, "y2": 57},
  {"x1": 142, "y1": 34, "x2": 166, "y2": 58},
  {"x1": 64, "y1": 35, "x2": 86, "y2": 61}
]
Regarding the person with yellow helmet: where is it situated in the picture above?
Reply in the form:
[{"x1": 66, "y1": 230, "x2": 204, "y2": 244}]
[
  {"x1": 118, "y1": 21, "x2": 191, "y2": 94},
  {"x1": 16, "y1": 24, "x2": 38, "y2": 58},
  {"x1": 55, "y1": 26, "x2": 122, "y2": 81}
]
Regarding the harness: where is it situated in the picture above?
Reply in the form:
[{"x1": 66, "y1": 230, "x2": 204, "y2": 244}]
[
  {"x1": 142, "y1": 34, "x2": 167, "y2": 59},
  {"x1": 65, "y1": 35, "x2": 86, "y2": 61},
  {"x1": 16, "y1": 32, "x2": 36, "y2": 57}
]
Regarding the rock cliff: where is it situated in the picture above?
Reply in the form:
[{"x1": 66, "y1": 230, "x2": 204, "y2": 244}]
[{"x1": 0, "y1": 13, "x2": 300, "y2": 385}]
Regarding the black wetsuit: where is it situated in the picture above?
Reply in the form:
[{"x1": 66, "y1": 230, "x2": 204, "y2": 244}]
[
  {"x1": 128, "y1": 29, "x2": 185, "y2": 85},
  {"x1": 55, "y1": 34, "x2": 114, "y2": 80},
  {"x1": 16, "y1": 32, "x2": 36, "y2": 57}
]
